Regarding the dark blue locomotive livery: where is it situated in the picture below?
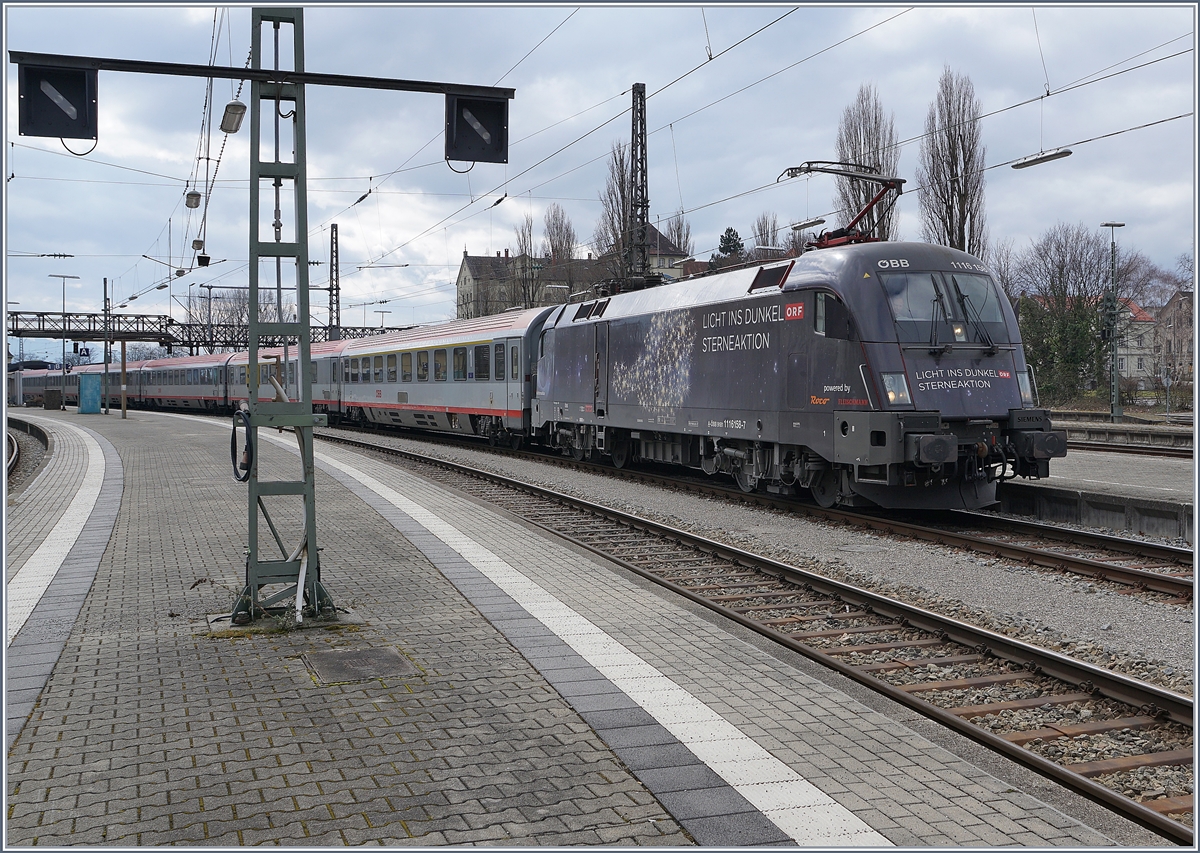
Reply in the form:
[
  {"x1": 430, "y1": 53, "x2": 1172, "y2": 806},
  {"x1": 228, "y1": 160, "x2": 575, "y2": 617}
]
[{"x1": 532, "y1": 241, "x2": 1064, "y2": 510}]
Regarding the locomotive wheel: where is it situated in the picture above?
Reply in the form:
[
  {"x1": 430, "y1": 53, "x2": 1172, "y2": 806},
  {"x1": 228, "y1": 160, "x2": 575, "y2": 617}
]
[
  {"x1": 571, "y1": 444, "x2": 587, "y2": 462},
  {"x1": 734, "y1": 468, "x2": 757, "y2": 493},
  {"x1": 810, "y1": 469, "x2": 839, "y2": 508},
  {"x1": 610, "y1": 432, "x2": 631, "y2": 469}
]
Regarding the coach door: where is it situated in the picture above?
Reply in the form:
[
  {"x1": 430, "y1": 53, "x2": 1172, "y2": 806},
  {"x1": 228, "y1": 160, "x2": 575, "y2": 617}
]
[
  {"x1": 505, "y1": 337, "x2": 522, "y2": 428},
  {"x1": 594, "y1": 322, "x2": 608, "y2": 418}
]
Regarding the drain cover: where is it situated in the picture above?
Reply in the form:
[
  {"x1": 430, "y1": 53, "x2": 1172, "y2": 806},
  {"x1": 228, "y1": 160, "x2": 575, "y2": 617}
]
[{"x1": 304, "y1": 647, "x2": 418, "y2": 684}]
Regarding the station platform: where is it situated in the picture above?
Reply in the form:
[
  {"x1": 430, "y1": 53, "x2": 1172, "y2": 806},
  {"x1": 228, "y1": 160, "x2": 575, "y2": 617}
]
[
  {"x1": 5, "y1": 408, "x2": 1168, "y2": 846},
  {"x1": 998, "y1": 447, "x2": 1194, "y2": 542}
]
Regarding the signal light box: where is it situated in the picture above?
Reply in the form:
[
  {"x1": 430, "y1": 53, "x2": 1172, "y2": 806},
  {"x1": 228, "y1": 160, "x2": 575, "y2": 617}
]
[
  {"x1": 445, "y1": 95, "x2": 508, "y2": 164},
  {"x1": 18, "y1": 64, "x2": 98, "y2": 140}
]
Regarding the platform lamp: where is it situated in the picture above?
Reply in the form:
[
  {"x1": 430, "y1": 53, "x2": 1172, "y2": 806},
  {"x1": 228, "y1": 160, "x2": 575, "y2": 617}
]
[
  {"x1": 1101, "y1": 222, "x2": 1125, "y2": 422},
  {"x1": 49, "y1": 274, "x2": 80, "y2": 408}
]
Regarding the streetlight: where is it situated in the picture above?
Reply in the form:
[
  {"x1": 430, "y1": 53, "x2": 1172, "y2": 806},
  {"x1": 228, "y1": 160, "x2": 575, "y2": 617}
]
[
  {"x1": 200, "y1": 284, "x2": 223, "y2": 352},
  {"x1": 1101, "y1": 221, "x2": 1125, "y2": 421},
  {"x1": 49, "y1": 274, "x2": 80, "y2": 408},
  {"x1": 374, "y1": 309, "x2": 392, "y2": 328}
]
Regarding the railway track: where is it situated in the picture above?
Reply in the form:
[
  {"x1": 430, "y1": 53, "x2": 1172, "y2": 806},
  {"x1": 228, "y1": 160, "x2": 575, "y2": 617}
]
[
  {"x1": 6, "y1": 430, "x2": 19, "y2": 477},
  {"x1": 1068, "y1": 441, "x2": 1192, "y2": 459},
  {"x1": 326, "y1": 426, "x2": 1193, "y2": 602},
  {"x1": 316, "y1": 430, "x2": 1194, "y2": 843}
]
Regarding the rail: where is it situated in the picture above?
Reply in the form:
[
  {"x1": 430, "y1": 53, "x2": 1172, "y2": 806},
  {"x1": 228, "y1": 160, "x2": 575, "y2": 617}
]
[{"x1": 316, "y1": 430, "x2": 1193, "y2": 844}]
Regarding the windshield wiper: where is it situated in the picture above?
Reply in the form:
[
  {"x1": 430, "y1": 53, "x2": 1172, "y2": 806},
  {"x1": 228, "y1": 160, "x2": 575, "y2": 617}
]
[
  {"x1": 928, "y1": 291, "x2": 951, "y2": 354},
  {"x1": 950, "y1": 276, "x2": 997, "y2": 355}
]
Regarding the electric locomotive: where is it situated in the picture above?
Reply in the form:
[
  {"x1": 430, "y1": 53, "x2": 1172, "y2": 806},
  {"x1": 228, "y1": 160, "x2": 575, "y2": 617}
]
[{"x1": 531, "y1": 240, "x2": 1064, "y2": 510}]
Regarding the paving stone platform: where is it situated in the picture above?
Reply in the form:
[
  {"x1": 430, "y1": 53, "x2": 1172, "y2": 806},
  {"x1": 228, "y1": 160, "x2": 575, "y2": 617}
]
[{"x1": 5, "y1": 407, "x2": 1169, "y2": 846}]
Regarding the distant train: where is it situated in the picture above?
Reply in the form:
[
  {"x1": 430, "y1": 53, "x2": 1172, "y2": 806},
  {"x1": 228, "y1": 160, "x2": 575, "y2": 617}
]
[{"x1": 11, "y1": 241, "x2": 1065, "y2": 509}]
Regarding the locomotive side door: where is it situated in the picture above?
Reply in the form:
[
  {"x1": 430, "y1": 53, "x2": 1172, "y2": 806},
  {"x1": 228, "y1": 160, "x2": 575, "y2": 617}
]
[
  {"x1": 594, "y1": 322, "x2": 609, "y2": 418},
  {"x1": 505, "y1": 337, "x2": 522, "y2": 429}
]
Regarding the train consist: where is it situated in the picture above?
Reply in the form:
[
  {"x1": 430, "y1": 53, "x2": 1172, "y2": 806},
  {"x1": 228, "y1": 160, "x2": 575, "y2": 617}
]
[{"x1": 11, "y1": 241, "x2": 1065, "y2": 509}]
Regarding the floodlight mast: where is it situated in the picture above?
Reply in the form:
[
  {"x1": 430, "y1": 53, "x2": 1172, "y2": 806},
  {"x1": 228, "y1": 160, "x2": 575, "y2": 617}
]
[{"x1": 777, "y1": 161, "x2": 905, "y2": 249}]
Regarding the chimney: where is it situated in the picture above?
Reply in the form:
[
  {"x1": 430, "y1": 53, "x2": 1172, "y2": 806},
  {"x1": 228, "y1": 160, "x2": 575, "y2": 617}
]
[
  {"x1": 496, "y1": 251, "x2": 501, "y2": 258},
  {"x1": 587, "y1": 253, "x2": 592, "y2": 260},
  {"x1": 504, "y1": 248, "x2": 509, "y2": 259},
  {"x1": 463, "y1": 247, "x2": 468, "y2": 259}
]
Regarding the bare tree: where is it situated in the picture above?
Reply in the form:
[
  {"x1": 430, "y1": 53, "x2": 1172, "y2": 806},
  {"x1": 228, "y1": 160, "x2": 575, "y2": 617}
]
[
  {"x1": 592, "y1": 141, "x2": 631, "y2": 280},
  {"x1": 835, "y1": 84, "x2": 900, "y2": 240},
  {"x1": 511, "y1": 212, "x2": 539, "y2": 308},
  {"x1": 985, "y1": 237, "x2": 1019, "y2": 306},
  {"x1": 541, "y1": 203, "x2": 577, "y2": 266},
  {"x1": 750, "y1": 211, "x2": 780, "y2": 260},
  {"x1": 917, "y1": 67, "x2": 988, "y2": 258},
  {"x1": 664, "y1": 208, "x2": 694, "y2": 257}
]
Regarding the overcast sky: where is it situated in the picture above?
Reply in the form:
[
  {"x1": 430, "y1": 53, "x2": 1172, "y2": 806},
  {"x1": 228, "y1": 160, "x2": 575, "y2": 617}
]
[{"x1": 4, "y1": 3, "x2": 1195, "y2": 361}]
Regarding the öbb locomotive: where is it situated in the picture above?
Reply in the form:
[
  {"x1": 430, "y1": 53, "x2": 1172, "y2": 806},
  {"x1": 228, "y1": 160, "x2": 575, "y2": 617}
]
[{"x1": 16, "y1": 241, "x2": 1065, "y2": 510}]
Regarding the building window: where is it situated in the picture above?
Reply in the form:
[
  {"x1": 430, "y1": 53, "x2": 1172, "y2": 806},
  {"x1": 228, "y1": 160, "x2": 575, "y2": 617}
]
[
  {"x1": 1118, "y1": 357, "x2": 1125, "y2": 371},
  {"x1": 417, "y1": 351, "x2": 429, "y2": 381},
  {"x1": 1137, "y1": 357, "x2": 1145, "y2": 370},
  {"x1": 401, "y1": 352, "x2": 413, "y2": 382},
  {"x1": 434, "y1": 349, "x2": 448, "y2": 381}
]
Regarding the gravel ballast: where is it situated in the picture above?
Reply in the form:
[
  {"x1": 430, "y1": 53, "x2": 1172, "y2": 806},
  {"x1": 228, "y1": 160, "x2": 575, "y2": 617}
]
[{"x1": 326, "y1": 430, "x2": 1194, "y2": 698}]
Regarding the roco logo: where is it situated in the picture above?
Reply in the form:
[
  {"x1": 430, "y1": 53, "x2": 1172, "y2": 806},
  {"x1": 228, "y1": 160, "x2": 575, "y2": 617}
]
[
  {"x1": 785, "y1": 303, "x2": 805, "y2": 320},
  {"x1": 877, "y1": 259, "x2": 909, "y2": 269}
]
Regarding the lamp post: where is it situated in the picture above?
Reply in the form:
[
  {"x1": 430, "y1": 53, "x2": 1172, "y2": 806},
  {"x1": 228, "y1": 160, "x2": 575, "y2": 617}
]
[
  {"x1": 1101, "y1": 222, "x2": 1125, "y2": 421},
  {"x1": 49, "y1": 273, "x2": 80, "y2": 409},
  {"x1": 201, "y1": 284, "x2": 221, "y2": 353},
  {"x1": 374, "y1": 309, "x2": 391, "y2": 328}
]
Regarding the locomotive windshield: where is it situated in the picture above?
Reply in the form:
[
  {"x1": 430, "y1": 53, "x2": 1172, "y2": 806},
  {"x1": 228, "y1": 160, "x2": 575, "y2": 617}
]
[{"x1": 878, "y1": 271, "x2": 1010, "y2": 346}]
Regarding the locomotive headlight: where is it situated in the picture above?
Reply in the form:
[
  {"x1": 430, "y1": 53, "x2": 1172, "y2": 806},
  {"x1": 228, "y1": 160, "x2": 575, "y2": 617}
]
[
  {"x1": 881, "y1": 372, "x2": 912, "y2": 406},
  {"x1": 953, "y1": 324, "x2": 967, "y2": 341}
]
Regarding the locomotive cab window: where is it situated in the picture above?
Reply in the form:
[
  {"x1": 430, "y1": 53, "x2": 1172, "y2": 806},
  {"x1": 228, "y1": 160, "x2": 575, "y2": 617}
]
[
  {"x1": 815, "y1": 292, "x2": 853, "y2": 340},
  {"x1": 878, "y1": 271, "x2": 1010, "y2": 346},
  {"x1": 401, "y1": 352, "x2": 413, "y2": 382},
  {"x1": 417, "y1": 351, "x2": 429, "y2": 381}
]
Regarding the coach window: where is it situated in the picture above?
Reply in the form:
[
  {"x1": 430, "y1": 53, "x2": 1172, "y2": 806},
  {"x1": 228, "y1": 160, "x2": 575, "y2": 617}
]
[
  {"x1": 417, "y1": 350, "x2": 429, "y2": 381},
  {"x1": 288, "y1": 362, "x2": 296, "y2": 386},
  {"x1": 453, "y1": 347, "x2": 467, "y2": 380},
  {"x1": 494, "y1": 343, "x2": 504, "y2": 380},
  {"x1": 434, "y1": 349, "x2": 448, "y2": 381},
  {"x1": 474, "y1": 345, "x2": 490, "y2": 381},
  {"x1": 511, "y1": 345, "x2": 519, "y2": 380},
  {"x1": 351, "y1": 358, "x2": 360, "y2": 382},
  {"x1": 342, "y1": 359, "x2": 350, "y2": 383},
  {"x1": 310, "y1": 361, "x2": 318, "y2": 384},
  {"x1": 386, "y1": 354, "x2": 397, "y2": 382},
  {"x1": 373, "y1": 355, "x2": 384, "y2": 383},
  {"x1": 401, "y1": 352, "x2": 413, "y2": 382}
]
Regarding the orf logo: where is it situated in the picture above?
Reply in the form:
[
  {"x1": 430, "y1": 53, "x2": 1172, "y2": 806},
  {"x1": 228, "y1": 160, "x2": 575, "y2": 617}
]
[{"x1": 785, "y1": 302, "x2": 804, "y2": 320}]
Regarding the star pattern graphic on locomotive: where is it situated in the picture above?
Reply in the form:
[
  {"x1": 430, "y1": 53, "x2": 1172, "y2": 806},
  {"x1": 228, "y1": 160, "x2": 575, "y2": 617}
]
[{"x1": 610, "y1": 309, "x2": 695, "y2": 410}]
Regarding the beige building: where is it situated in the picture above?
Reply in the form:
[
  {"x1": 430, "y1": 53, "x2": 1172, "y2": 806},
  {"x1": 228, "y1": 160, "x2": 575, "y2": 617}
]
[{"x1": 1155, "y1": 288, "x2": 1194, "y2": 383}]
